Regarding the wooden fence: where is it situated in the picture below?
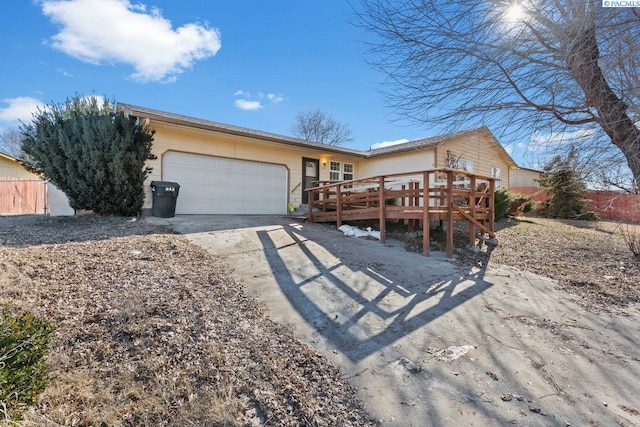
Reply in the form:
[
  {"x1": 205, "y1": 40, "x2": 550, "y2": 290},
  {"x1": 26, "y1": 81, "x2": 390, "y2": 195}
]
[
  {"x1": 0, "y1": 178, "x2": 49, "y2": 215},
  {"x1": 510, "y1": 187, "x2": 640, "y2": 223}
]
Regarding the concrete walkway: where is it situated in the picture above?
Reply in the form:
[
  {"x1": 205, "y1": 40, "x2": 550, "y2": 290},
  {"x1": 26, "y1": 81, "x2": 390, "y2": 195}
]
[{"x1": 163, "y1": 214, "x2": 640, "y2": 427}]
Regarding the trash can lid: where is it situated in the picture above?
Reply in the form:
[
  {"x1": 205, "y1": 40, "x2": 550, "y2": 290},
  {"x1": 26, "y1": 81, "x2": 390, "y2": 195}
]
[{"x1": 151, "y1": 181, "x2": 180, "y2": 188}]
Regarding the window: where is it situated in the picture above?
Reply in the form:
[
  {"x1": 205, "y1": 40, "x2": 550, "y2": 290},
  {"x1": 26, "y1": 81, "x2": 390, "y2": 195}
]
[
  {"x1": 491, "y1": 167, "x2": 502, "y2": 189},
  {"x1": 447, "y1": 151, "x2": 473, "y2": 172},
  {"x1": 329, "y1": 161, "x2": 355, "y2": 181},
  {"x1": 330, "y1": 161, "x2": 341, "y2": 180},
  {"x1": 343, "y1": 163, "x2": 354, "y2": 181}
]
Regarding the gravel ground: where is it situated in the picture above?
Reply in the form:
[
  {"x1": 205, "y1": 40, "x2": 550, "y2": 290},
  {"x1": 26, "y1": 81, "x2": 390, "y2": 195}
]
[{"x1": 0, "y1": 215, "x2": 377, "y2": 426}]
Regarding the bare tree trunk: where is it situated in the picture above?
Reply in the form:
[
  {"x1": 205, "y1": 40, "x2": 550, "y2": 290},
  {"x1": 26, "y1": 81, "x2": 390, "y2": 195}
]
[{"x1": 566, "y1": 26, "x2": 640, "y2": 189}]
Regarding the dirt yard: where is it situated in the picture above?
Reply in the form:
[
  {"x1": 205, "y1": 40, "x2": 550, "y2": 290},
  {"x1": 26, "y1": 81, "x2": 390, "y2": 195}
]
[
  {"x1": 407, "y1": 217, "x2": 640, "y2": 311},
  {"x1": 1, "y1": 214, "x2": 639, "y2": 426},
  {"x1": 0, "y1": 215, "x2": 376, "y2": 426}
]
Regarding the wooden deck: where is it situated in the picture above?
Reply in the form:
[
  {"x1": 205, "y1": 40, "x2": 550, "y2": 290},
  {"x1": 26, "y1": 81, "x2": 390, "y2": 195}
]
[{"x1": 306, "y1": 168, "x2": 497, "y2": 258}]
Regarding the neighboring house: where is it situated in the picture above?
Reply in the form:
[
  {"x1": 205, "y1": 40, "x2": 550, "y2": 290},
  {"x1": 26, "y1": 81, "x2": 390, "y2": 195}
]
[
  {"x1": 120, "y1": 104, "x2": 518, "y2": 216},
  {"x1": 0, "y1": 151, "x2": 36, "y2": 179},
  {"x1": 0, "y1": 152, "x2": 73, "y2": 216},
  {"x1": 510, "y1": 167, "x2": 545, "y2": 188}
]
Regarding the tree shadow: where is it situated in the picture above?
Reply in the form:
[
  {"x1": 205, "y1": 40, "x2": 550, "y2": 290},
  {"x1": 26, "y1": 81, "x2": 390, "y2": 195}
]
[{"x1": 255, "y1": 222, "x2": 493, "y2": 363}]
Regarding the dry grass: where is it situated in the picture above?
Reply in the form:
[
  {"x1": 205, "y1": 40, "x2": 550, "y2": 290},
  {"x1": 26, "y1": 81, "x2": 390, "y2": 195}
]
[
  {"x1": 0, "y1": 215, "x2": 376, "y2": 426},
  {"x1": 395, "y1": 215, "x2": 640, "y2": 310}
]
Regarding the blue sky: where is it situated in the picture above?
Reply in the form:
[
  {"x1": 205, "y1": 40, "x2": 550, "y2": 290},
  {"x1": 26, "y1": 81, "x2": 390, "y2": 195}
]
[{"x1": 0, "y1": 0, "x2": 525, "y2": 162}]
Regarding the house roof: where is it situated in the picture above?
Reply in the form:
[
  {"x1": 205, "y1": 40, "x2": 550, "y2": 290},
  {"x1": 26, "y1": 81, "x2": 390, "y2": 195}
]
[
  {"x1": 366, "y1": 127, "x2": 517, "y2": 169},
  {"x1": 119, "y1": 103, "x2": 366, "y2": 157},
  {"x1": 0, "y1": 151, "x2": 19, "y2": 163},
  {"x1": 118, "y1": 103, "x2": 518, "y2": 167},
  {"x1": 514, "y1": 166, "x2": 545, "y2": 174}
]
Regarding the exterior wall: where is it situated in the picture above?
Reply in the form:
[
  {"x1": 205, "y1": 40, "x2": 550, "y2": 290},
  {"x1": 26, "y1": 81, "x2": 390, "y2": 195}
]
[
  {"x1": 0, "y1": 156, "x2": 73, "y2": 215},
  {"x1": 48, "y1": 183, "x2": 74, "y2": 216},
  {"x1": 0, "y1": 156, "x2": 38, "y2": 179},
  {"x1": 144, "y1": 121, "x2": 364, "y2": 209},
  {"x1": 434, "y1": 133, "x2": 513, "y2": 188},
  {"x1": 359, "y1": 150, "x2": 435, "y2": 178},
  {"x1": 510, "y1": 169, "x2": 543, "y2": 188}
]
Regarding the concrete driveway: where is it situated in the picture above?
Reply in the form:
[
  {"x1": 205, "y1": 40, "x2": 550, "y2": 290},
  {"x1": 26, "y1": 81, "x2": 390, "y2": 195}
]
[{"x1": 165, "y1": 215, "x2": 640, "y2": 427}]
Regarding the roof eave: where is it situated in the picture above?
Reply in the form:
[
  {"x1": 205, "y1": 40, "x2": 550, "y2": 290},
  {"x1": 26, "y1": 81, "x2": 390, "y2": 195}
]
[{"x1": 118, "y1": 103, "x2": 367, "y2": 158}]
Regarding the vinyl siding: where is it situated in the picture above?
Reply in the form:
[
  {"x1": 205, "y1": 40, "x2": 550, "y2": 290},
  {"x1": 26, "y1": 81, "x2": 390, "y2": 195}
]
[
  {"x1": 145, "y1": 121, "x2": 363, "y2": 209},
  {"x1": 435, "y1": 133, "x2": 513, "y2": 188}
]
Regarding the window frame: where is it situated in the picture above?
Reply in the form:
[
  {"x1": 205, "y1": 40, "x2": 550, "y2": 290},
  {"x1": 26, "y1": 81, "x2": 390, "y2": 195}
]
[{"x1": 328, "y1": 161, "x2": 355, "y2": 181}]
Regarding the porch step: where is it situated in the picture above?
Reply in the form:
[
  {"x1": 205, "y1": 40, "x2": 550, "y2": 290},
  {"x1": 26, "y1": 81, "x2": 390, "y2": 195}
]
[{"x1": 288, "y1": 204, "x2": 308, "y2": 217}]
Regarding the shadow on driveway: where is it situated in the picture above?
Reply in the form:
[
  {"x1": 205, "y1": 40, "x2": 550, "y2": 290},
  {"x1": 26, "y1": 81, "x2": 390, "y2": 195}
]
[
  {"x1": 254, "y1": 222, "x2": 492, "y2": 363},
  {"x1": 169, "y1": 215, "x2": 640, "y2": 427}
]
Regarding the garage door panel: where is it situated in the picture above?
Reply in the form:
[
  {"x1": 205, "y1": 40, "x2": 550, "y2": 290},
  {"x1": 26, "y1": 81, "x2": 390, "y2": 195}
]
[{"x1": 163, "y1": 152, "x2": 287, "y2": 214}]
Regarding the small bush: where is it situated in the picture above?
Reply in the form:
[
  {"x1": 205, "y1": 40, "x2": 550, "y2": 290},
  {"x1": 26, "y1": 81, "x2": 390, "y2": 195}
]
[
  {"x1": 494, "y1": 189, "x2": 513, "y2": 219},
  {"x1": 0, "y1": 305, "x2": 55, "y2": 420},
  {"x1": 537, "y1": 152, "x2": 597, "y2": 220},
  {"x1": 621, "y1": 225, "x2": 640, "y2": 261}
]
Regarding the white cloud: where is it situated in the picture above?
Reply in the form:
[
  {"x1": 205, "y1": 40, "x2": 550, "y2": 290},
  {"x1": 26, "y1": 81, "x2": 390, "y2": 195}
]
[
  {"x1": 529, "y1": 128, "x2": 598, "y2": 152},
  {"x1": 234, "y1": 99, "x2": 262, "y2": 111},
  {"x1": 233, "y1": 90, "x2": 282, "y2": 110},
  {"x1": 503, "y1": 144, "x2": 514, "y2": 155},
  {"x1": 370, "y1": 138, "x2": 409, "y2": 150},
  {"x1": 267, "y1": 93, "x2": 283, "y2": 104},
  {"x1": 0, "y1": 97, "x2": 45, "y2": 124},
  {"x1": 40, "y1": 0, "x2": 221, "y2": 83}
]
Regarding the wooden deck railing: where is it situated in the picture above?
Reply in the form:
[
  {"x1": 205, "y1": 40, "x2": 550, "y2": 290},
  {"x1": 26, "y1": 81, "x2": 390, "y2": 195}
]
[{"x1": 306, "y1": 168, "x2": 497, "y2": 258}]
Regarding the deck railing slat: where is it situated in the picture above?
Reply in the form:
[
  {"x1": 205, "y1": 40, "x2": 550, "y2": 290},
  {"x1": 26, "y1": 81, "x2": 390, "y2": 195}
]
[{"x1": 306, "y1": 168, "x2": 498, "y2": 258}]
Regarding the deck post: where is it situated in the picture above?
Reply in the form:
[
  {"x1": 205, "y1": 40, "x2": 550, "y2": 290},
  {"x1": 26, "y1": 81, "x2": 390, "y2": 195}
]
[
  {"x1": 469, "y1": 175, "x2": 476, "y2": 247},
  {"x1": 406, "y1": 184, "x2": 415, "y2": 232},
  {"x1": 336, "y1": 183, "x2": 342, "y2": 228},
  {"x1": 489, "y1": 178, "x2": 495, "y2": 235},
  {"x1": 378, "y1": 176, "x2": 386, "y2": 244},
  {"x1": 322, "y1": 188, "x2": 327, "y2": 212},
  {"x1": 308, "y1": 190, "x2": 313, "y2": 220},
  {"x1": 446, "y1": 170, "x2": 454, "y2": 258},
  {"x1": 423, "y1": 171, "x2": 430, "y2": 256}
]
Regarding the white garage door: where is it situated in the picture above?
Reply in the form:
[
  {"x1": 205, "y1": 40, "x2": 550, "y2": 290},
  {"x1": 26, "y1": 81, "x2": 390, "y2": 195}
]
[{"x1": 163, "y1": 152, "x2": 288, "y2": 214}]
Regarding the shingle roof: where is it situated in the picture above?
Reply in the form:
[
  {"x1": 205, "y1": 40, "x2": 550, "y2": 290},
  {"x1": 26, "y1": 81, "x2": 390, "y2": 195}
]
[
  {"x1": 118, "y1": 103, "x2": 365, "y2": 157},
  {"x1": 118, "y1": 103, "x2": 517, "y2": 167}
]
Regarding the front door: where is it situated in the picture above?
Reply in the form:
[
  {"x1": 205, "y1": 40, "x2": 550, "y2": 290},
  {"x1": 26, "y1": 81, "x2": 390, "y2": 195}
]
[{"x1": 302, "y1": 158, "x2": 319, "y2": 204}]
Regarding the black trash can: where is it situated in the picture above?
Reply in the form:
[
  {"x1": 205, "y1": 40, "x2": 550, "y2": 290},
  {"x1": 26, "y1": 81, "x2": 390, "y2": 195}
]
[{"x1": 150, "y1": 181, "x2": 180, "y2": 218}]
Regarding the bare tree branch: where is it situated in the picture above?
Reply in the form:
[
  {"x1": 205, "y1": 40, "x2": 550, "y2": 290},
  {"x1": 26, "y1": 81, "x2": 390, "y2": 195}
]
[
  {"x1": 357, "y1": 0, "x2": 640, "y2": 191},
  {"x1": 291, "y1": 109, "x2": 354, "y2": 146}
]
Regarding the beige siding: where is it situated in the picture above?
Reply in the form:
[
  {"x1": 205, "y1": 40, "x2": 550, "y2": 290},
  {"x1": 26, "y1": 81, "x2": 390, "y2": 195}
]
[
  {"x1": 359, "y1": 150, "x2": 435, "y2": 178},
  {"x1": 0, "y1": 156, "x2": 39, "y2": 179},
  {"x1": 145, "y1": 122, "x2": 363, "y2": 209},
  {"x1": 435, "y1": 133, "x2": 513, "y2": 188},
  {"x1": 510, "y1": 169, "x2": 543, "y2": 187}
]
